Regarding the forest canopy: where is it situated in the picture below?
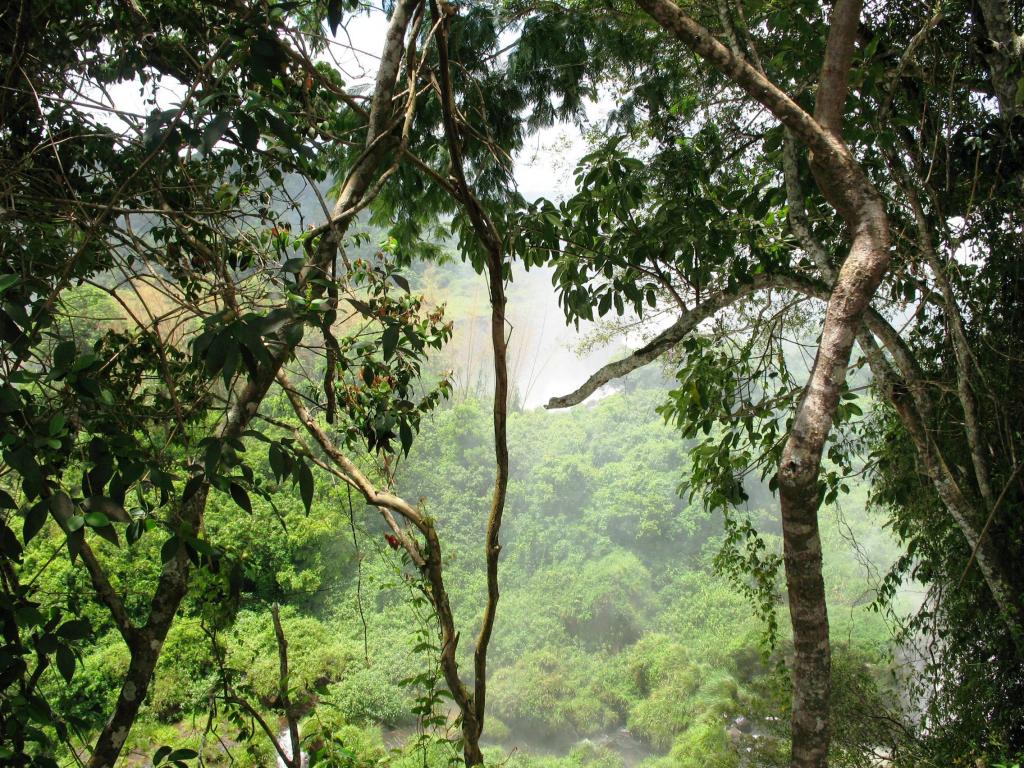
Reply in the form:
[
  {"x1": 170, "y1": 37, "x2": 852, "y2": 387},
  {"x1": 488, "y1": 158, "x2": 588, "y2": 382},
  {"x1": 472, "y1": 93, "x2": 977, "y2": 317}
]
[{"x1": 1, "y1": 1, "x2": 1022, "y2": 768}]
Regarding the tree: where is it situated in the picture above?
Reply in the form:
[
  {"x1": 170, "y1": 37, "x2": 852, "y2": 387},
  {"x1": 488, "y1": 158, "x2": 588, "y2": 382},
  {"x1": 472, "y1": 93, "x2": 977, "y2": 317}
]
[
  {"x1": 517, "y1": 0, "x2": 1024, "y2": 764},
  {"x1": 1, "y1": 0, "x2": 444, "y2": 763},
  {"x1": 6, "y1": 0, "x2": 1022, "y2": 765}
]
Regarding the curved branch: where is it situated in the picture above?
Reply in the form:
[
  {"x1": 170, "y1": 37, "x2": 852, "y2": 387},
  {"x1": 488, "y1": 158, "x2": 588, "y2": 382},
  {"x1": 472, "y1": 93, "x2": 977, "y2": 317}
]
[
  {"x1": 431, "y1": 4, "x2": 509, "y2": 758},
  {"x1": 546, "y1": 274, "x2": 779, "y2": 409},
  {"x1": 276, "y1": 372, "x2": 477, "y2": 734},
  {"x1": 634, "y1": 0, "x2": 855, "y2": 178},
  {"x1": 545, "y1": 265, "x2": 1024, "y2": 640}
]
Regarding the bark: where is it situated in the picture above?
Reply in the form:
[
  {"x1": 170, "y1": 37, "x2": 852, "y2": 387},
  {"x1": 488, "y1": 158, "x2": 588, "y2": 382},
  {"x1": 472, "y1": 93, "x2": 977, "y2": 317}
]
[
  {"x1": 82, "y1": 4, "x2": 420, "y2": 764},
  {"x1": 431, "y1": 3, "x2": 510, "y2": 761},
  {"x1": 975, "y1": 0, "x2": 1024, "y2": 118},
  {"x1": 633, "y1": 3, "x2": 890, "y2": 764},
  {"x1": 88, "y1": 487, "x2": 208, "y2": 768},
  {"x1": 881, "y1": 151, "x2": 1024, "y2": 640},
  {"x1": 278, "y1": 375, "x2": 478, "y2": 760},
  {"x1": 887, "y1": 156, "x2": 995, "y2": 509},
  {"x1": 786, "y1": 134, "x2": 1020, "y2": 630}
]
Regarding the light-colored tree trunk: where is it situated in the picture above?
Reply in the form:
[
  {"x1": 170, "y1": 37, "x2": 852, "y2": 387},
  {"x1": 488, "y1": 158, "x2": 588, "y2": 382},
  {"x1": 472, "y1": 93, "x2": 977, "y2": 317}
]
[
  {"x1": 976, "y1": 0, "x2": 1024, "y2": 118},
  {"x1": 630, "y1": 2, "x2": 892, "y2": 764}
]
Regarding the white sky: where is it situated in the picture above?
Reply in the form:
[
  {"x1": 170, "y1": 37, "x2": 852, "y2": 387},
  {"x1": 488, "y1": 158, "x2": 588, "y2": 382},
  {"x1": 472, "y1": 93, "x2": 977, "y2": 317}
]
[{"x1": 92, "y1": 8, "x2": 623, "y2": 408}]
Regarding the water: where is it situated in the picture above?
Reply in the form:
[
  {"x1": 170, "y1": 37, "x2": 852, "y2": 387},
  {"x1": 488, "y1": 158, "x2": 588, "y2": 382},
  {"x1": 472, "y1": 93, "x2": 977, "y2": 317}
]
[
  {"x1": 275, "y1": 726, "x2": 307, "y2": 768},
  {"x1": 383, "y1": 723, "x2": 655, "y2": 767}
]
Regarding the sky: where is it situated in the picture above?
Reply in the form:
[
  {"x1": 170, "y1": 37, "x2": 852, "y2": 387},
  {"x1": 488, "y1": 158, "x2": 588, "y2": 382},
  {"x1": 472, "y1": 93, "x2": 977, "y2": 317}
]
[
  {"x1": 330, "y1": 8, "x2": 595, "y2": 202},
  {"x1": 93, "y1": 5, "x2": 630, "y2": 410}
]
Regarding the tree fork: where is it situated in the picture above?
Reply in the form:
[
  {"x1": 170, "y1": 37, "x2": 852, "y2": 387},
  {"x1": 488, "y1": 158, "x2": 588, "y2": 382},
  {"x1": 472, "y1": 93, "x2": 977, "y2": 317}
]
[
  {"x1": 629, "y1": 2, "x2": 892, "y2": 764},
  {"x1": 80, "y1": 2, "x2": 420, "y2": 762}
]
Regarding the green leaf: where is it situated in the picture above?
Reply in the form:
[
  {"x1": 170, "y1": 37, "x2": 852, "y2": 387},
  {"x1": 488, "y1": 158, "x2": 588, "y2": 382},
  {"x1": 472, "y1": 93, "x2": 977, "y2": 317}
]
[
  {"x1": 92, "y1": 521, "x2": 120, "y2": 548},
  {"x1": 229, "y1": 482, "x2": 252, "y2": 514},
  {"x1": 84, "y1": 496, "x2": 130, "y2": 523},
  {"x1": 0, "y1": 274, "x2": 19, "y2": 294},
  {"x1": 48, "y1": 413, "x2": 66, "y2": 436},
  {"x1": 56, "y1": 618, "x2": 91, "y2": 641},
  {"x1": 126, "y1": 519, "x2": 145, "y2": 546},
  {"x1": 399, "y1": 420, "x2": 413, "y2": 456},
  {"x1": 161, "y1": 535, "x2": 180, "y2": 564},
  {"x1": 84, "y1": 511, "x2": 110, "y2": 528},
  {"x1": 864, "y1": 34, "x2": 881, "y2": 59},
  {"x1": 382, "y1": 324, "x2": 399, "y2": 360},
  {"x1": 66, "y1": 526, "x2": 84, "y2": 561},
  {"x1": 269, "y1": 444, "x2": 289, "y2": 482},
  {"x1": 297, "y1": 461, "x2": 313, "y2": 514},
  {"x1": 153, "y1": 746, "x2": 173, "y2": 765},
  {"x1": 347, "y1": 298, "x2": 373, "y2": 317},
  {"x1": 201, "y1": 112, "x2": 231, "y2": 153},
  {"x1": 0, "y1": 385, "x2": 20, "y2": 414},
  {"x1": 23, "y1": 501, "x2": 49, "y2": 543},
  {"x1": 56, "y1": 644, "x2": 75, "y2": 683},
  {"x1": 204, "y1": 440, "x2": 222, "y2": 477},
  {"x1": 182, "y1": 474, "x2": 205, "y2": 504},
  {"x1": 52, "y1": 340, "x2": 76, "y2": 372}
]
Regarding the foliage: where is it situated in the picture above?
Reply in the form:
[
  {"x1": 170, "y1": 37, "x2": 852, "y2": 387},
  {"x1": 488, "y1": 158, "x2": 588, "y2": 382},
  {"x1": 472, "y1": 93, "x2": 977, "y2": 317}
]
[{"x1": 6, "y1": 0, "x2": 1023, "y2": 764}]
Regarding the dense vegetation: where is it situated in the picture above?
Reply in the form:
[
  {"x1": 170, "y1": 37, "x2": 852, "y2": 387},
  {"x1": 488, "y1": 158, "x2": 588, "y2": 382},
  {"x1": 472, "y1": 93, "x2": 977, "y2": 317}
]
[
  {"x1": 3, "y1": 0, "x2": 1023, "y2": 766},
  {"x1": 11, "y1": 338, "x2": 904, "y2": 768}
]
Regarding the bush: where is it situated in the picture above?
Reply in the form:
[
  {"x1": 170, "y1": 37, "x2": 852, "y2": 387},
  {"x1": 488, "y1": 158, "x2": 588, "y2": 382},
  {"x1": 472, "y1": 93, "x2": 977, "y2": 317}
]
[
  {"x1": 667, "y1": 713, "x2": 738, "y2": 768},
  {"x1": 150, "y1": 618, "x2": 217, "y2": 720},
  {"x1": 303, "y1": 707, "x2": 388, "y2": 767},
  {"x1": 226, "y1": 609, "x2": 355, "y2": 706},
  {"x1": 325, "y1": 664, "x2": 409, "y2": 725},
  {"x1": 625, "y1": 635, "x2": 742, "y2": 750}
]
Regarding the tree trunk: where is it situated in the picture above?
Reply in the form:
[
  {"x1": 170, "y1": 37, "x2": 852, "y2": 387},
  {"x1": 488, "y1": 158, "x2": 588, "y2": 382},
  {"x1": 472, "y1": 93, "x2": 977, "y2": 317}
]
[
  {"x1": 82, "y1": 2, "x2": 420, "y2": 763},
  {"x1": 87, "y1": 487, "x2": 208, "y2": 768},
  {"x1": 975, "y1": 0, "x2": 1024, "y2": 118},
  {"x1": 632, "y1": 1, "x2": 891, "y2": 764}
]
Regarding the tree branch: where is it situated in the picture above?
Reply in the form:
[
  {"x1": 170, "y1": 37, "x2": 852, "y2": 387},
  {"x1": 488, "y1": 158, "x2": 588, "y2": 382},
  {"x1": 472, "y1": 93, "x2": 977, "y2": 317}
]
[
  {"x1": 814, "y1": 0, "x2": 863, "y2": 137},
  {"x1": 634, "y1": 0, "x2": 846, "y2": 165},
  {"x1": 430, "y1": 4, "x2": 509, "y2": 755},
  {"x1": 276, "y1": 371, "x2": 476, "y2": 745},
  {"x1": 546, "y1": 274, "x2": 778, "y2": 408},
  {"x1": 47, "y1": 491, "x2": 137, "y2": 648}
]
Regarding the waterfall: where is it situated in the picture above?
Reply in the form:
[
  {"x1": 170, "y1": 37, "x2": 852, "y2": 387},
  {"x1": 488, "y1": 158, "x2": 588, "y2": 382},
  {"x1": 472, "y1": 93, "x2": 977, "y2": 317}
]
[{"x1": 276, "y1": 726, "x2": 307, "y2": 768}]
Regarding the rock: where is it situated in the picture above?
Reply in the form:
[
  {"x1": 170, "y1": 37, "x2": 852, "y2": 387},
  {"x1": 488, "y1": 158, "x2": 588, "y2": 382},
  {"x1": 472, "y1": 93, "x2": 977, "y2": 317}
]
[{"x1": 734, "y1": 715, "x2": 752, "y2": 733}]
